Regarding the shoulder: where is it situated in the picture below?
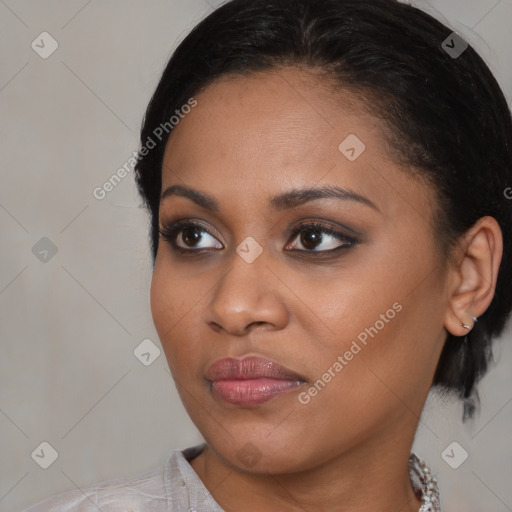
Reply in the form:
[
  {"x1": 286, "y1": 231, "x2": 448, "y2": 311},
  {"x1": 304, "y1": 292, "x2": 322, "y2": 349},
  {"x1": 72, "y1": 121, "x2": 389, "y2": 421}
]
[
  {"x1": 21, "y1": 466, "x2": 167, "y2": 512},
  {"x1": 21, "y1": 446, "x2": 204, "y2": 512}
]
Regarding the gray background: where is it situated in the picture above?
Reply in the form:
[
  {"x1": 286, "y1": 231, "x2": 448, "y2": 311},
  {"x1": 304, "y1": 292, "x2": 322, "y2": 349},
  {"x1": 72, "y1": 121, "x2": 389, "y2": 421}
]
[{"x1": 1, "y1": 1, "x2": 511, "y2": 510}]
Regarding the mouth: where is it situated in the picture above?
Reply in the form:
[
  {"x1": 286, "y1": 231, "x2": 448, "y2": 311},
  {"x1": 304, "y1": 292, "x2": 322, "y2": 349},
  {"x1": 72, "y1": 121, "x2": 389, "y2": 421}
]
[{"x1": 205, "y1": 355, "x2": 307, "y2": 407}]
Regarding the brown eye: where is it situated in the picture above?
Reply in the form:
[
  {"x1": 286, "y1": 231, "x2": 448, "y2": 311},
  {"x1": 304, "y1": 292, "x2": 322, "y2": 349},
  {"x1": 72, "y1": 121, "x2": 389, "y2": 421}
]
[
  {"x1": 298, "y1": 228, "x2": 323, "y2": 250},
  {"x1": 287, "y1": 223, "x2": 356, "y2": 252},
  {"x1": 180, "y1": 226, "x2": 205, "y2": 247},
  {"x1": 159, "y1": 221, "x2": 223, "y2": 252}
]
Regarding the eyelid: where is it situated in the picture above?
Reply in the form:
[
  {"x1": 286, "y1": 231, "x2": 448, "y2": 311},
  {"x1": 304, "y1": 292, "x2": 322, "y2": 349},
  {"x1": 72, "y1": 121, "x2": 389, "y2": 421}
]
[
  {"x1": 285, "y1": 218, "x2": 362, "y2": 239},
  {"x1": 159, "y1": 217, "x2": 222, "y2": 239},
  {"x1": 158, "y1": 218, "x2": 224, "y2": 250},
  {"x1": 285, "y1": 221, "x2": 357, "y2": 251}
]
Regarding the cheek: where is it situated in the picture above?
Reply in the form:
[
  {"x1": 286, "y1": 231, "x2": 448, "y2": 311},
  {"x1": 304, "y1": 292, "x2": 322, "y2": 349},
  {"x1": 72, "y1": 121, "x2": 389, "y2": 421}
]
[
  {"x1": 150, "y1": 263, "x2": 187, "y2": 363},
  {"x1": 150, "y1": 256, "x2": 199, "y2": 332},
  {"x1": 292, "y1": 308, "x2": 413, "y2": 453},
  {"x1": 150, "y1": 263, "x2": 175, "y2": 339},
  {"x1": 304, "y1": 289, "x2": 440, "y2": 439},
  {"x1": 298, "y1": 246, "x2": 440, "y2": 413},
  {"x1": 149, "y1": 261, "x2": 212, "y2": 383}
]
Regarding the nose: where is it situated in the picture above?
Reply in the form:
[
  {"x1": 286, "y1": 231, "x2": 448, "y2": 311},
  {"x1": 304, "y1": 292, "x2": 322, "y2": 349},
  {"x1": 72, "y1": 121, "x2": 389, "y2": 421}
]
[{"x1": 204, "y1": 248, "x2": 289, "y2": 336}]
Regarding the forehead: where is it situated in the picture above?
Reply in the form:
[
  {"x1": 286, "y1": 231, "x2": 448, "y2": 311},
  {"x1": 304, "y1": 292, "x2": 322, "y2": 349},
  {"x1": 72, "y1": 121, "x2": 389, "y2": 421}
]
[
  {"x1": 161, "y1": 66, "x2": 434, "y2": 221},
  {"x1": 163, "y1": 66, "x2": 369, "y2": 170}
]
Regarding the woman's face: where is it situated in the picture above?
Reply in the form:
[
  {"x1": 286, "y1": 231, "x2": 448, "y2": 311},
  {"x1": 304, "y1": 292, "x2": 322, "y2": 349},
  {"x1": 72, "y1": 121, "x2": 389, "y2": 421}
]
[{"x1": 150, "y1": 66, "x2": 451, "y2": 473}]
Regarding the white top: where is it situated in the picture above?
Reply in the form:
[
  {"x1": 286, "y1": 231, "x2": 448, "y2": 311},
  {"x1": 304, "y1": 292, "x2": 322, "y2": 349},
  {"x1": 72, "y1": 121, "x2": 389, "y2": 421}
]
[
  {"x1": 22, "y1": 444, "x2": 223, "y2": 512},
  {"x1": 22, "y1": 443, "x2": 440, "y2": 511}
]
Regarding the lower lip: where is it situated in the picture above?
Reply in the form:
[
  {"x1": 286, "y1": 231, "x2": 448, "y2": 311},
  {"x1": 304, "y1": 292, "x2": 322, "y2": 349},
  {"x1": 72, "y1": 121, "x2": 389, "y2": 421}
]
[{"x1": 210, "y1": 378, "x2": 303, "y2": 406}]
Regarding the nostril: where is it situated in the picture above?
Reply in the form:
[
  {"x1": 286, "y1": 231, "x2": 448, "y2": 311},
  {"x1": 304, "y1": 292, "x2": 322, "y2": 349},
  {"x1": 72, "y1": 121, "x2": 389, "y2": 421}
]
[
  {"x1": 247, "y1": 321, "x2": 267, "y2": 330},
  {"x1": 207, "y1": 321, "x2": 223, "y2": 333}
]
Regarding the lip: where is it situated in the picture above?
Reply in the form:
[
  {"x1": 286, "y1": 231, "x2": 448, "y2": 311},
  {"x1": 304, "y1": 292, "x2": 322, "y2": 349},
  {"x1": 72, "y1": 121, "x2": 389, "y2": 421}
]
[{"x1": 206, "y1": 356, "x2": 307, "y2": 407}]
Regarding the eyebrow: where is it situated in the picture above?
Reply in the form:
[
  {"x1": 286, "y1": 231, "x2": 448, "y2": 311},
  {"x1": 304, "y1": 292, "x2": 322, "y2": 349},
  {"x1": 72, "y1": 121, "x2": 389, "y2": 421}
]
[{"x1": 160, "y1": 184, "x2": 381, "y2": 213}]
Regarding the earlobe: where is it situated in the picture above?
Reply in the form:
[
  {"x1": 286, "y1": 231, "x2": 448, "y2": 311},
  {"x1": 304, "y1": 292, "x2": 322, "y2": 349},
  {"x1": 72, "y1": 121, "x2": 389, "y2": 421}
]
[{"x1": 444, "y1": 216, "x2": 503, "y2": 337}]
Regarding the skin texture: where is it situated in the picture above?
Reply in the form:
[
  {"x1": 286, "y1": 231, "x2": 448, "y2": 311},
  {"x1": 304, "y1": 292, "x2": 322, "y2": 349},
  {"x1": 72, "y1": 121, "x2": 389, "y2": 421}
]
[{"x1": 150, "y1": 65, "x2": 503, "y2": 512}]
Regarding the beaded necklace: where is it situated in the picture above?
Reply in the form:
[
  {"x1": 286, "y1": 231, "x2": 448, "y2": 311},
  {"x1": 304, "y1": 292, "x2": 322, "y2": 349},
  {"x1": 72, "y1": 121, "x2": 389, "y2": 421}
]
[{"x1": 409, "y1": 454, "x2": 441, "y2": 511}]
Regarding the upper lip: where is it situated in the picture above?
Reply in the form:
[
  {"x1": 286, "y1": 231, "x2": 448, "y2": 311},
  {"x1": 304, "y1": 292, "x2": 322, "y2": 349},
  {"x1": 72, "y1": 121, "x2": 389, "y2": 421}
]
[{"x1": 205, "y1": 356, "x2": 306, "y2": 382}]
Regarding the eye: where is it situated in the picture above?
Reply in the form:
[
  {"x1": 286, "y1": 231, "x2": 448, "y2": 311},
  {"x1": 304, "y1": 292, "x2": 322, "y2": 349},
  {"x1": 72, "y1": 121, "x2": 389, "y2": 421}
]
[
  {"x1": 158, "y1": 219, "x2": 358, "y2": 255},
  {"x1": 286, "y1": 222, "x2": 356, "y2": 252},
  {"x1": 158, "y1": 220, "x2": 223, "y2": 253}
]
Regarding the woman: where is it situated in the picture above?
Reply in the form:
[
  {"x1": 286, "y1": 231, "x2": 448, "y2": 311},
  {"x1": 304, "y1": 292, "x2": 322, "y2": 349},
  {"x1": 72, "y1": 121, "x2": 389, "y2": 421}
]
[{"x1": 23, "y1": 0, "x2": 511, "y2": 510}]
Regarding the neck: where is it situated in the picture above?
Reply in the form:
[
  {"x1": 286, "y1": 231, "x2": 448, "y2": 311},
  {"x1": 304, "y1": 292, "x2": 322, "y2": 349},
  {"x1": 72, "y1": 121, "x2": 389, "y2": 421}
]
[{"x1": 189, "y1": 418, "x2": 424, "y2": 512}]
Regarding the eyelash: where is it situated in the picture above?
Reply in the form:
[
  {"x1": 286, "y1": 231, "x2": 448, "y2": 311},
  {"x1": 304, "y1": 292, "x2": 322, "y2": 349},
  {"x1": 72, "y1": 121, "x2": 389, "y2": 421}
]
[{"x1": 158, "y1": 219, "x2": 358, "y2": 256}]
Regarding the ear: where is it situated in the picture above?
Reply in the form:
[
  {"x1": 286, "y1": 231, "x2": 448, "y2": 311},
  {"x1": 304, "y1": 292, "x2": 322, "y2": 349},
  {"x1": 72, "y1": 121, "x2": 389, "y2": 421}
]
[{"x1": 444, "y1": 216, "x2": 503, "y2": 337}]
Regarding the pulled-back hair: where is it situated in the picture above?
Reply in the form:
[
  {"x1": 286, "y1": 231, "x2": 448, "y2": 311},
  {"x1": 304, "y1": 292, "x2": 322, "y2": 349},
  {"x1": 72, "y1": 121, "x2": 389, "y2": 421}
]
[{"x1": 134, "y1": 0, "x2": 512, "y2": 420}]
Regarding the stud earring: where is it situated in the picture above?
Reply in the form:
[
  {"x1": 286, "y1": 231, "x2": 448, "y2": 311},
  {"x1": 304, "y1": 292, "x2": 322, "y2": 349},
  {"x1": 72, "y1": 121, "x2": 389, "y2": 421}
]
[
  {"x1": 460, "y1": 316, "x2": 478, "y2": 330},
  {"x1": 459, "y1": 316, "x2": 478, "y2": 343}
]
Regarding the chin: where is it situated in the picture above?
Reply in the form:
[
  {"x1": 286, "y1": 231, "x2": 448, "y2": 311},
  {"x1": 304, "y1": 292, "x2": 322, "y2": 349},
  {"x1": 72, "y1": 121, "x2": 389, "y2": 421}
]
[{"x1": 202, "y1": 426, "x2": 332, "y2": 475}]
